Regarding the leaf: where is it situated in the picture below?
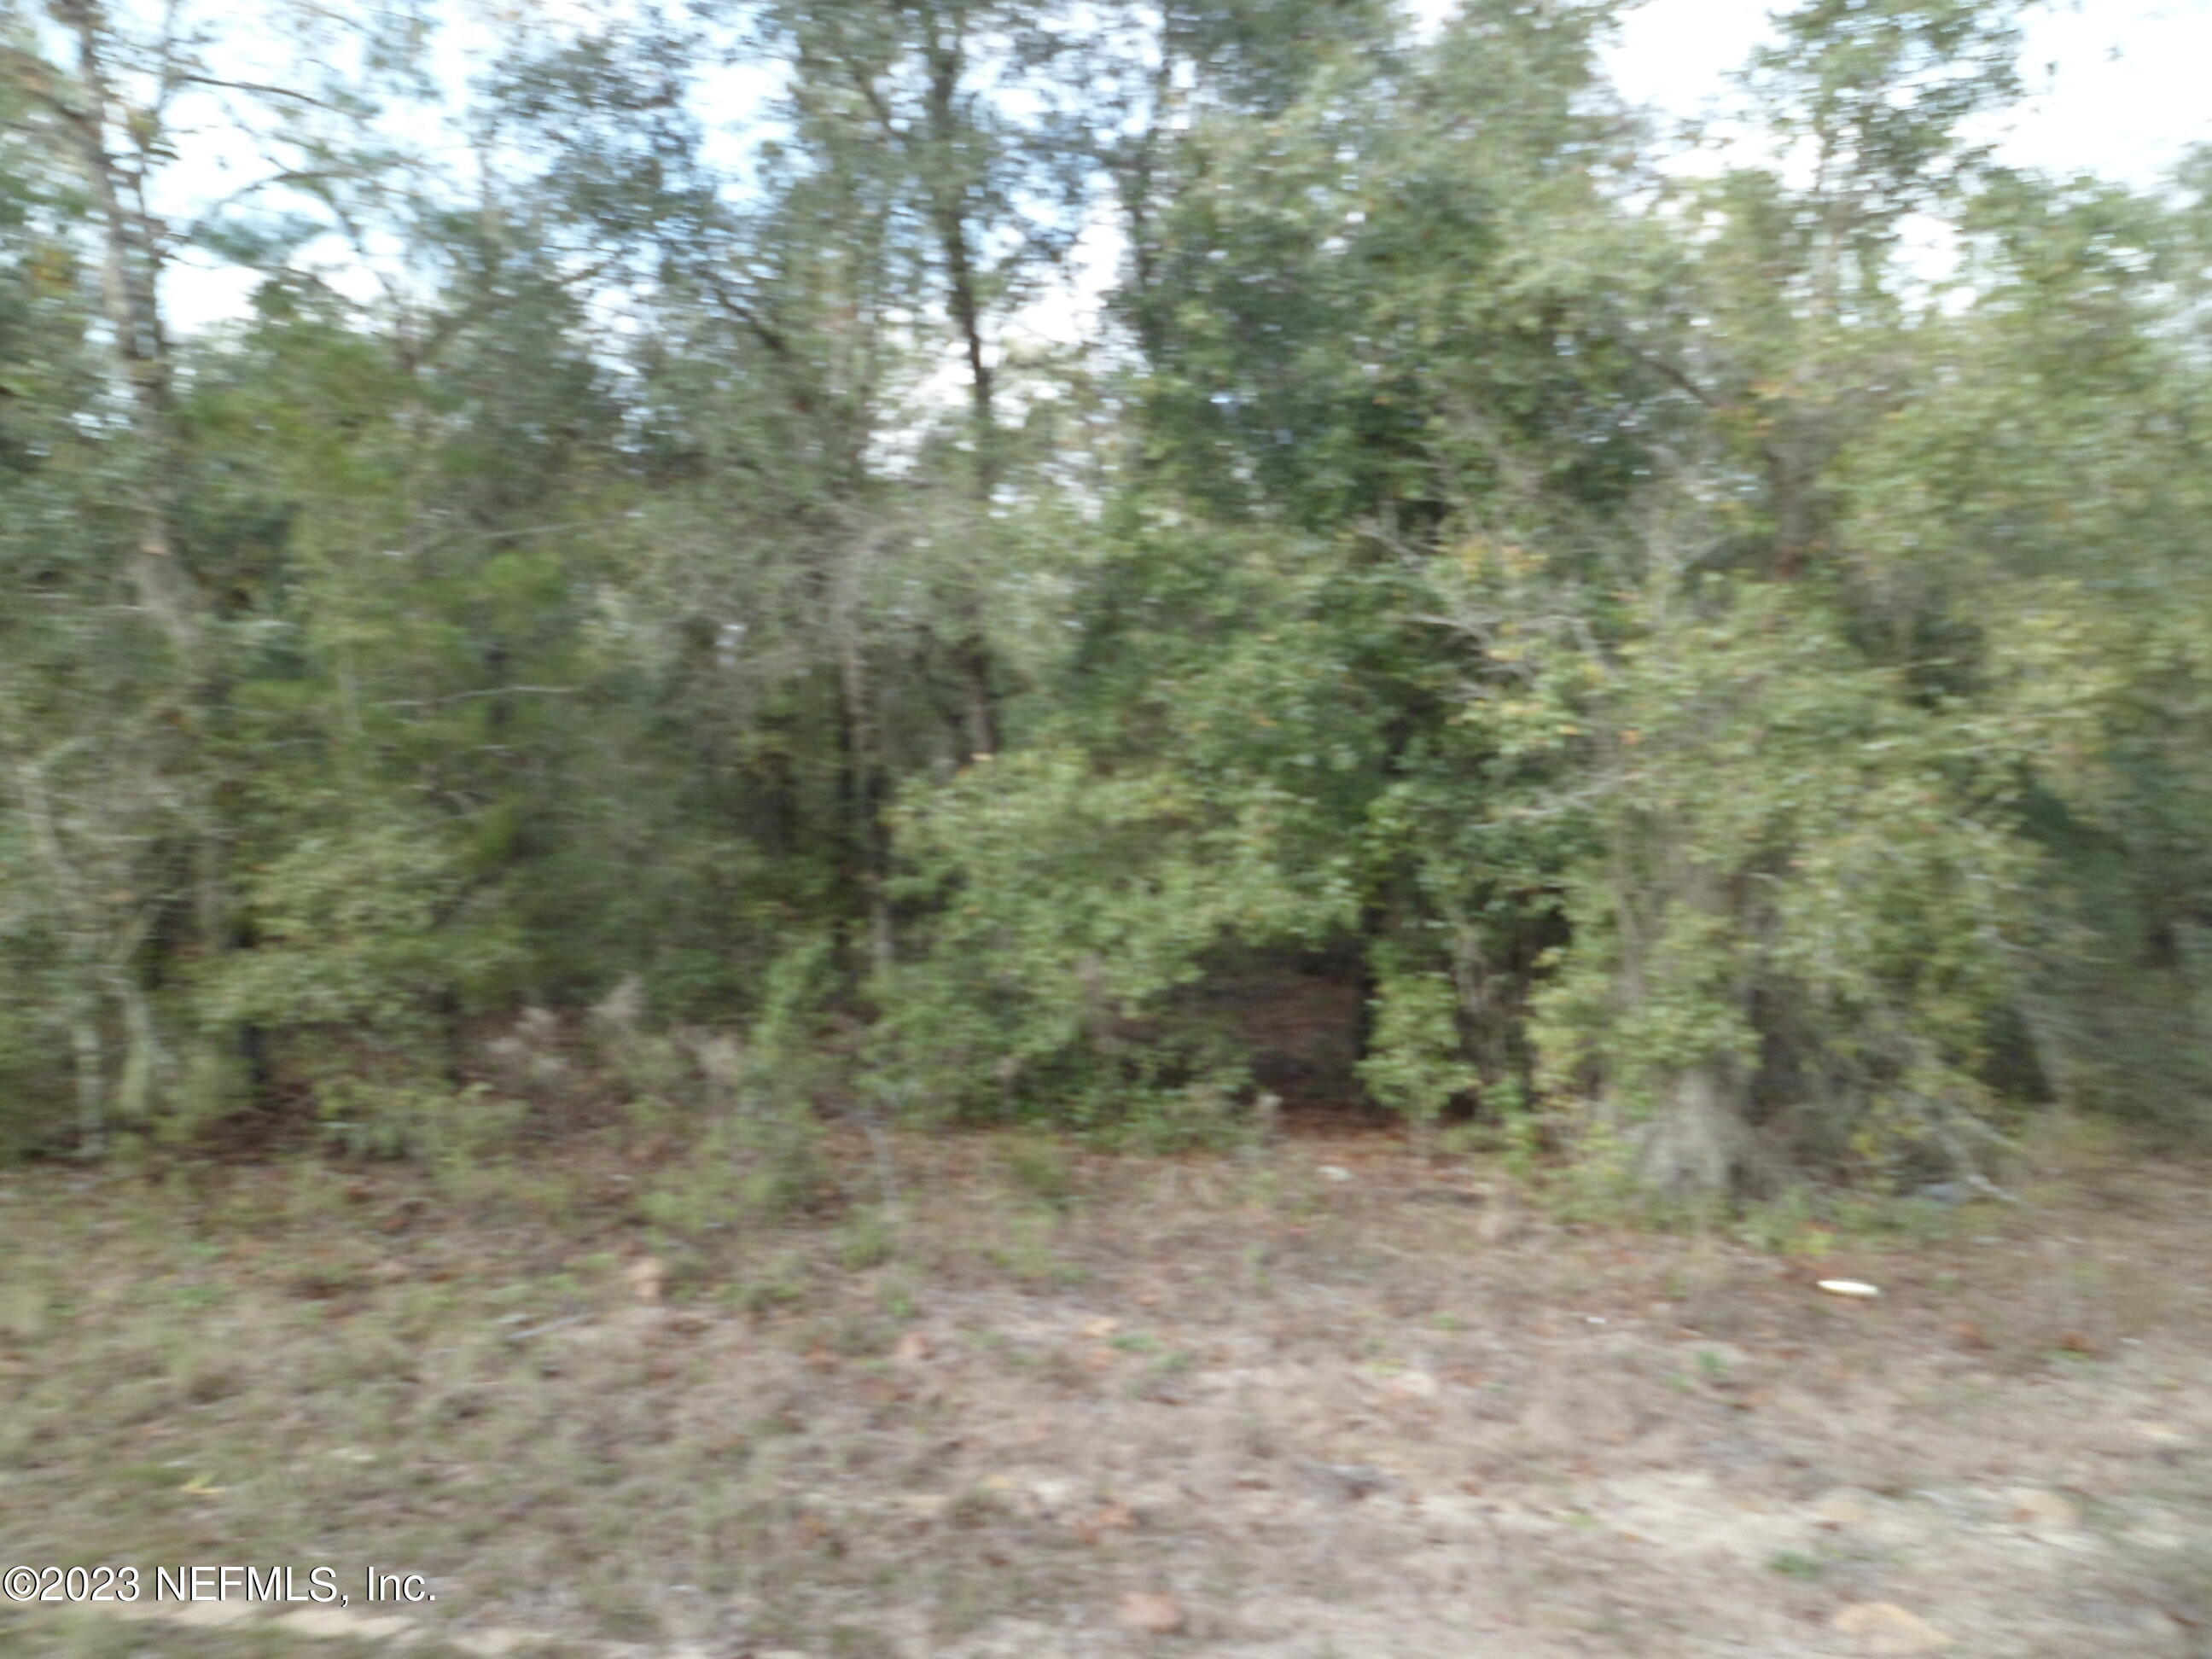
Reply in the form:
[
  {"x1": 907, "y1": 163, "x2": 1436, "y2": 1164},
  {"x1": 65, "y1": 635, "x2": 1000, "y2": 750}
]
[
  {"x1": 1831, "y1": 1603, "x2": 1953, "y2": 1655},
  {"x1": 1115, "y1": 1591, "x2": 1185, "y2": 1635}
]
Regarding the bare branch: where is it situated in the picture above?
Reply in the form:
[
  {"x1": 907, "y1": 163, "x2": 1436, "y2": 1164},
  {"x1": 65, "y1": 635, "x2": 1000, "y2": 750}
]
[{"x1": 170, "y1": 73, "x2": 345, "y2": 114}]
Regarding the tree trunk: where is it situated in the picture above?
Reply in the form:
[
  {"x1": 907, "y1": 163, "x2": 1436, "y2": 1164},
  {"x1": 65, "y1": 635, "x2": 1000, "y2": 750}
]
[
  {"x1": 49, "y1": 10, "x2": 201, "y2": 662},
  {"x1": 834, "y1": 566, "x2": 894, "y2": 970},
  {"x1": 1635, "y1": 1059, "x2": 1750, "y2": 1197},
  {"x1": 923, "y1": 25, "x2": 1003, "y2": 765},
  {"x1": 29, "y1": 11, "x2": 226, "y2": 1139},
  {"x1": 1613, "y1": 839, "x2": 1750, "y2": 1197},
  {"x1": 68, "y1": 1000, "x2": 107, "y2": 1158},
  {"x1": 954, "y1": 636, "x2": 998, "y2": 760}
]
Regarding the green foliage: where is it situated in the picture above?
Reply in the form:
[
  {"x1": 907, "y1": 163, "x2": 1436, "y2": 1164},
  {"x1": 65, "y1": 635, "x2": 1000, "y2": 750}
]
[
  {"x1": 873, "y1": 566, "x2": 1367, "y2": 1121},
  {"x1": 996, "y1": 1132, "x2": 1078, "y2": 1210},
  {"x1": 1, "y1": 0, "x2": 2205, "y2": 1195},
  {"x1": 1356, "y1": 968, "x2": 1477, "y2": 1143},
  {"x1": 1503, "y1": 574, "x2": 2054, "y2": 1178},
  {"x1": 204, "y1": 810, "x2": 521, "y2": 1074},
  {"x1": 1767, "y1": 1549, "x2": 1823, "y2": 1581},
  {"x1": 635, "y1": 1109, "x2": 829, "y2": 1236},
  {"x1": 632, "y1": 939, "x2": 841, "y2": 1234},
  {"x1": 315, "y1": 1079, "x2": 527, "y2": 1165}
]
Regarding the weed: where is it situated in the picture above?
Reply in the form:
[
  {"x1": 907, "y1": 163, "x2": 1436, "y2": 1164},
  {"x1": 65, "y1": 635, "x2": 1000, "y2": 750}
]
[
  {"x1": 1767, "y1": 1550, "x2": 1823, "y2": 1580},
  {"x1": 725, "y1": 1259, "x2": 809, "y2": 1313},
  {"x1": 0, "y1": 1130, "x2": 2201, "y2": 1659},
  {"x1": 838, "y1": 1210, "x2": 896, "y2": 1271},
  {"x1": 637, "y1": 1103, "x2": 827, "y2": 1237},
  {"x1": 997, "y1": 1132, "x2": 1078, "y2": 1210}
]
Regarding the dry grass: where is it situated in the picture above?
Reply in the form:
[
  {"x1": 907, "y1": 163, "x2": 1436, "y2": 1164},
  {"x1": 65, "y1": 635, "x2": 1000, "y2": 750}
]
[{"x1": 1, "y1": 1124, "x2": 2209, "y2": 1657}]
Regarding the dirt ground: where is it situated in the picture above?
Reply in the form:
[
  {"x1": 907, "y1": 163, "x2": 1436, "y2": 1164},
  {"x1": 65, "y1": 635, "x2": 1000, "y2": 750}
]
[{"x1": 2, "y1": 1119, "x2": 2209, "y2": 1659}]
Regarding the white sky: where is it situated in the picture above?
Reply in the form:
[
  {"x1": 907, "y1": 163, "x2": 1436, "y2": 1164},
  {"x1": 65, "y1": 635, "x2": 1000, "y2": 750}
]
[
  {"x1": 163, "y1": 0, "x2": 2212, "y2": 337},
  {"x1": 1606, "y1": 0, "x2": 2212, "y2": 186}
]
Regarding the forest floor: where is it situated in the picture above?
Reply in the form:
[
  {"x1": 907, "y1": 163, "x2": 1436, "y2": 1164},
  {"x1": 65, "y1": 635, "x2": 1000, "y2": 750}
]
[{"x1": 2, "y1": 1116, "x2": 2209, "y2": 1659}]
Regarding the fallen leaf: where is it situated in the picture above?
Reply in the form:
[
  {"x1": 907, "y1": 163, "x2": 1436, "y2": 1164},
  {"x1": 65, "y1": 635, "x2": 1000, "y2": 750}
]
[
  {"x1": 1072, "y1": 1501, "x2": 1138, "y2": 1542},
  {"x1": 1831, "y1": 1601, "x2": 1953, "y2": 1654},
  {"x1": 1303, "y1": 1460, "x2": 1390, "y2": 1502},
  {"x1": 2006, "y1": 1487, "x2": 2079, "y2": 1529},
  {"x1": 625, "y1": 1256, "x2": 666, "y2": 1304},
  {"x1": 1813, "y1": 1490, "x2": 1876, "y2": 1529},
  {"x1": 1117, "y1": 1590, "x2": 1185, "y2": 1635}
]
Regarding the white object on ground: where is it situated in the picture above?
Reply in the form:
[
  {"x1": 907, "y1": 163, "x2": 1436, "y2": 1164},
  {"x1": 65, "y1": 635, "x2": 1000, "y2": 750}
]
[{"x1": 1817, "y1": 1278, "x2": 1883, "y2": 1298}]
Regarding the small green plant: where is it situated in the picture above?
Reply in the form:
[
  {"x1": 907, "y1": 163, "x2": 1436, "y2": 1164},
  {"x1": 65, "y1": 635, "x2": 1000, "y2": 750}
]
[
  {"x1": 986, "y1": 1209, "x2": 1085, "y2": 1284},
  {"x1": 1435, "y1": 1121, "x2": 1487, "y2": 1156},
  {"x1": 723, "y1": 1259, "x2": 808, "y2": 1313},
  {"x1": 312, "y1": 1079, "x2": 528, "y2": 1167},
  {"x1": 1112, "y1": 1068, "x2": 1255, "y2": 1154},
  {"x1": 1130, "y1": 1348, "x2": 1199, "y2": 1399},
  {"x1": 1357, "y1": 967, "x2": 1478, "y2": 1156},
  {"x1": 837, "y1": 1210, "x2": 896, "y2": 1271},
  {"x1": 998, "y1": 1132, "x2": 1077, "y2": 1209},
  {"x1": 637, "y1": 1092, "x2": 828, "y2": 1238},
  {"x1": 1767, "y1": 1550, "x2": 1823, "y2": 1580},
  {"x1": 1736, "y1": 1185, "x2": 1826, "y2": 1255}
]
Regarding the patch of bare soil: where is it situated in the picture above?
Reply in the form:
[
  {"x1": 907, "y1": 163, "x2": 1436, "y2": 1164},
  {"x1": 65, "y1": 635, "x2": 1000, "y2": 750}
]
[{"x1": 1, "y1": 1128, "x2": 2208, "y2": 1659}]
